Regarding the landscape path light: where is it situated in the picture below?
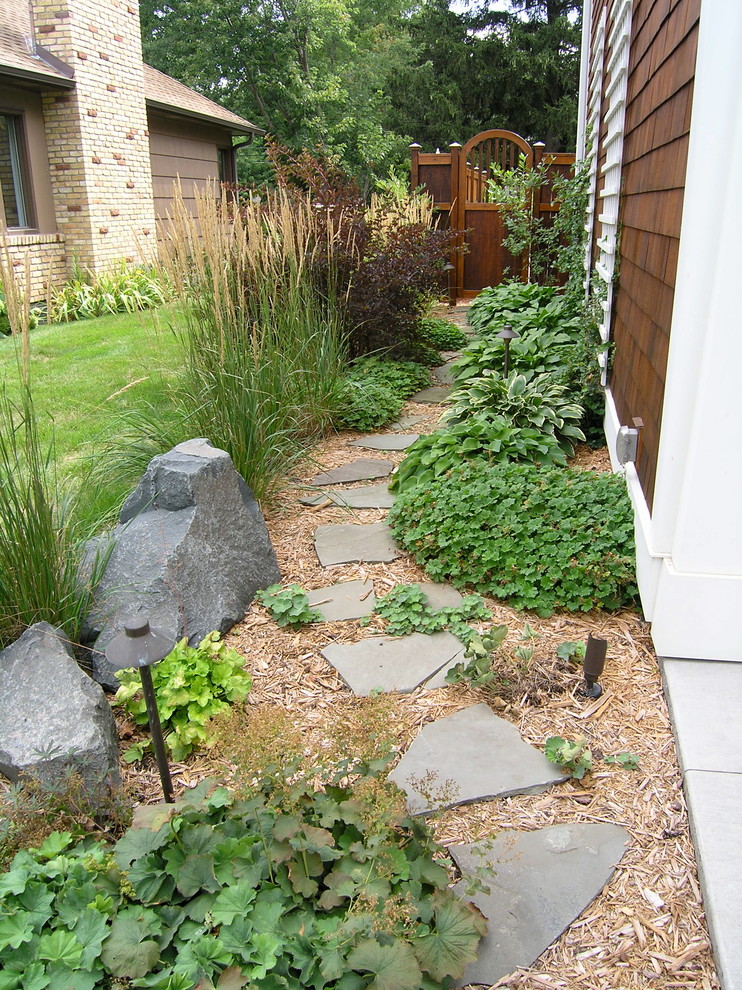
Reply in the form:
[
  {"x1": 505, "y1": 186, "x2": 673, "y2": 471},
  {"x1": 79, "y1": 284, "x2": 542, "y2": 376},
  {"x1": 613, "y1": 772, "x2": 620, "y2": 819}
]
[
  {"x1": 581, "y1": 633, "x2": 608, "y2": 699},
  {"x1": 106, "y1": 618, "x2": 175, "y2": 803},
  {"x1": 497, "y1": 323, "x2": 520, "y2": 378}
]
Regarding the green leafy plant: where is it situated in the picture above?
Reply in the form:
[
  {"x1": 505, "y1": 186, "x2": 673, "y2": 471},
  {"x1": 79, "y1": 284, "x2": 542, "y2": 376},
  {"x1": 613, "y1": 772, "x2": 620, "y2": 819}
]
[
  {"x1": 443, "y1": 371, "x2": 585, "y2": 456},
  {"x1": 389, "y1": 416, "x2": 570, "y2": 494},
  {"x1": 544, "y1": 735, "x2": 593, "y2": 779},
  {"x1": 0, "y1": 766, "x2": 486, "y2": 990},
  {"x1": 365, "y1": 583, "x2": 489, "y2": 642},
  {"x1": 389, "y1": 462, "x2": 638, "y2": 614},
  {"x1": 115, "y1": 632, "x2": 252, "y2": 762},
  {"x1": 334, "y1": 357, "x2": 430, "y2": 431},
  {"x1": 604, "y1": 752, "x2": 640, "y2": 770},
  {"x1": 415, "y1": 316, "x2": 468, "y2": 351},
  {"x1": 48, "y1": 262, "x2": 169, "y2": 323},
  {"x1": 445, "y1": 625, "x2": 509, "y2": 689},
  {"x1": 556, "y1": 640, "x2": 586, "y2": 663},
  {"x1": 256, "y1": 584, "x2": 322, "y2": 628}
]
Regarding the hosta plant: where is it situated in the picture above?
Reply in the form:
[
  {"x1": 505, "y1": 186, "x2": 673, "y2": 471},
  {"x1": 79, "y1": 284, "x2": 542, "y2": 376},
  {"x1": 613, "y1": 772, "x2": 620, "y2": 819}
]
[
  {"x1": 115, "y1": 632, "x2": 251, "y2": 762},
  {"x1": 0, "y1": 771, "x2": 486, "y2": 990},
  {"x1": 443, "y1": 371, "x2": 585, "y2": 456}
]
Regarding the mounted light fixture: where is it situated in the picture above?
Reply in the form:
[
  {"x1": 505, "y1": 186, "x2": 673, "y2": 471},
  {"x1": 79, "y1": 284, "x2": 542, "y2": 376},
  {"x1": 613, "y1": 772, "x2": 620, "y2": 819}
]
[
  {"x1": 497, "y1": 323, "x2": 520, "y2": 378},
  {"x1": 106, "y1": 618, "x2": 176, "y2": 803},
  {"x1": 580, "y1": 633, "x2": 608, "y2": 699}
]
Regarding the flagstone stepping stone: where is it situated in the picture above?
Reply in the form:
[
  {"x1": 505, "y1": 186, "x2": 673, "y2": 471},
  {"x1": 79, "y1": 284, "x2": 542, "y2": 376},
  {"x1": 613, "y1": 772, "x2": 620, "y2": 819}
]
[
  {"x1": 307, "y1": 580, "x2": 375, "y2": 621},
  {"x1": 432, "y1": 359, "x2": 459, "y2": 386},
  {"x1": 299, "y1": 484, "x2": 395, "y2": 509},
  {"x1": 349, "y1": 434, "x2": 419, "y2": 451},
  {"x1": 388, "y1": 704, "x2": 567, "y2": 814},
  {"x1": 419, "y1": 582, "x2": 464, "y2": 609},
  {"x1": 309, "y1": 459, "x2": 393, "y2": 486},
  {"x1": 321, "y1": 631, "x2": 465, "y2": 696},
  {"x1": 389, "y1": 414, "x2": 424, "y2": 430},
  {"x1": 409, "y1": 386, "x2": 451, "y2": 404},
  {"x1": 314, "y1": 521, "x2": 400, "y2": 566},
  {"x1": 450, "y1": 823, "x2": 630, "y2": 986}
]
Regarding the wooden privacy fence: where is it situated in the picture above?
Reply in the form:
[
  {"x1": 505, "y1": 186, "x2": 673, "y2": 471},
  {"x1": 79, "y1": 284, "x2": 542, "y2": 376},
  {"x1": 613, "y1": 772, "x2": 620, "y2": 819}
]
[{"x1": 410, "y1": 129, "x2": 575, "y2": 303}]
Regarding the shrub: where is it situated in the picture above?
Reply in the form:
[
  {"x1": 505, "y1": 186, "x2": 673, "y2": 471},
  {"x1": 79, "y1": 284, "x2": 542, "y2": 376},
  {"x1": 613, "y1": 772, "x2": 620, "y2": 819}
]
[
  {"x1": 443, "y1": 371, "x2": 585, "y2": 456},
  {"x1": 415, "y1": 316, "x2": 468, "y2": 351},
  {"x1": 388, "y1": 461, "x2": 638, "y2": 614},
  {"x1": 389, "y1": 417, "x2": 569, "y2": 493},
  {"x1": 48, "y1": 262, "x2": 169, "y2": 322},
  {"x1": 0, "y1": 772, "x2": 486, "y2": 989},
  {"x1": 115, "y1": 632, "x2": 252, "y2": 762}
]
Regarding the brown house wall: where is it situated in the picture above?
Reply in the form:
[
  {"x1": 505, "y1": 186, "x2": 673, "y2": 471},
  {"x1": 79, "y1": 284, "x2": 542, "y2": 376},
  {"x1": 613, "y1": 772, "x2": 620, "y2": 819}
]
[
  {"x1": 608, "y1": 0, "x2": 700, "y2": 508},
  {"x1": 148, "y1": 113, "x2": 226, "y2": 224}
]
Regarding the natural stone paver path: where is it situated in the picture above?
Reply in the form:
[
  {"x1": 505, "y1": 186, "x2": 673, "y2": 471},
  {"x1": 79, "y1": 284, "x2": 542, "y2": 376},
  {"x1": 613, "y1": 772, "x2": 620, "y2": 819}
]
[
  {"x1": 309, "y1": 458, "x2": 393, "y2": 486},
  {"x1": 299, "y1": 484, "x2": 395, "y2": 509},
  {"x1": 432, "y1": 359, "x2": 459, "y2": 386},
  {"x1": 306, "y1": 580, "x2": 375, "y2": 621},
  {"x1": 298, "y1": 325, "x2": 636, "y2": 982},
  {"x1": 409, "y1": 385, "x2": 451, "y2": 403},
  {"x1": 450, "y1": 824, "x2": 630, "y2": 986},
  {"x1": 389, "y1": 414, "x2": 424, "y2": 430},
  {"x1": 321, "y1": 631, "x2": 465, "y2": 696},
  {"x1": 388, "y1": 703, "x2": 567, "y2": 814},
  {"x1": 314, "y1": 521, "x2": 400, "y2": 566},
  {"x1": 349, "y1": 433, "x2": 419, "y2": 451}
]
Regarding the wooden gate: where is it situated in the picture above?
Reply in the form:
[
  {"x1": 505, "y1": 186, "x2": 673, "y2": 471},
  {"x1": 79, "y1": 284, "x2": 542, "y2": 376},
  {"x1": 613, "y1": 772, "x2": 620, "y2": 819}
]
[{"x1": 410, "y1": 129, "x2": 575, "y2": 302}]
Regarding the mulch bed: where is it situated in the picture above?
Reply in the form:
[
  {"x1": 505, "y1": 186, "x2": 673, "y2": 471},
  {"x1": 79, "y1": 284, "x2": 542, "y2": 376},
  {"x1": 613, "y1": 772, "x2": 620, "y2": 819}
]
[{"x1": 119, "y1": 421, "x2": 719, "y2": 989}]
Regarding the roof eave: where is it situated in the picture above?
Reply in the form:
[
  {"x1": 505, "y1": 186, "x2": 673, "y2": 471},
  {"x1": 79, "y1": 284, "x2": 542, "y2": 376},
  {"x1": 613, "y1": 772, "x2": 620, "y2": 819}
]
[
  {"x1": 145, "y1": 98, "x2": 264, "y2": 138},
  {"x1": 0, "y1": 64, "x2": 75, "y2": 89}
]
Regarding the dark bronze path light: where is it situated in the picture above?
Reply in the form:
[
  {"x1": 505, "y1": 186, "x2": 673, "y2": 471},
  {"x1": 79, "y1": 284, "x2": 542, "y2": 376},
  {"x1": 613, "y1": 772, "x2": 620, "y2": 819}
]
[
  {"x1": 497, "y1": 323, "x2": 520, "y2": 378},
  {"x1": 106, "y1": 619, "x2": 175, "y2": 803},
  {"x1": 581, "y1": 633, "x2": 608, "y2": 699}
]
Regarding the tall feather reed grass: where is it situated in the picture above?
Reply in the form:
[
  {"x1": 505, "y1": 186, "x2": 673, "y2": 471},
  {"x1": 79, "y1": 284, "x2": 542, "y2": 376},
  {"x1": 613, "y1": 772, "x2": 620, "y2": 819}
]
[
  {"x1": 0, "y1": 243, "x2": 109, "y2": 648},
  {"x1": 158, "y1": 184, "x2": 349, "y2": 502}
]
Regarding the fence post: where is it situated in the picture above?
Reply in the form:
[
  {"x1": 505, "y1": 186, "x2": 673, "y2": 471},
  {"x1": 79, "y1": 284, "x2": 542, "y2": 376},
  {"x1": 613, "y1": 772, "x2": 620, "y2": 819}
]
[
  {"x1": 409, "y1": 143, "x2": 421, "y2": 190},
  {"x1": 449, "y1": 142, "x2": 463, "y2": 305},
  {"x1": 530, "y1": 141, "x2": 546, "y2": 283}
]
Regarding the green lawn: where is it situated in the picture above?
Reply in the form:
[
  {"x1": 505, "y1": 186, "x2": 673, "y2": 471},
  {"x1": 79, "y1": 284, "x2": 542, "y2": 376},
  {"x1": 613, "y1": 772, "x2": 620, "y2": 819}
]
[{"x1": 0, "y1": 306, "x2": 186, "y2": 468}]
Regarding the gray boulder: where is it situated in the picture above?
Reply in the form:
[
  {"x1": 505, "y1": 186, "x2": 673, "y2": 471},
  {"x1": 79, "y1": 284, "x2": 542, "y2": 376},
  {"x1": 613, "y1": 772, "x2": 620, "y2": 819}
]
[
  {"x1": 0, "y1": 622, "x2": 120, "y2": 788},
  {"x1": 86, "y1": 439, "x2": 280, "y2": 685}
]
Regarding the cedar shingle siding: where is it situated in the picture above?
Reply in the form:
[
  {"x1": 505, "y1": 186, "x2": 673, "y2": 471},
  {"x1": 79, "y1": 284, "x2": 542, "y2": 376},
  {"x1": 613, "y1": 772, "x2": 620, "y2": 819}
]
[{"x1": 609, "y1": 0, "x2": 700, "y2": 507}]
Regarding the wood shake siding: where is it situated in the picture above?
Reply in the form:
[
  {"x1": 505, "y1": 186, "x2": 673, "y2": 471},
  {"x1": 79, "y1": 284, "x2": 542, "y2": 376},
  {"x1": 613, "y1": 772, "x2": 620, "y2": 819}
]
[{"x1": 609, "y1": 0, "x2": 700, "y2": 507}]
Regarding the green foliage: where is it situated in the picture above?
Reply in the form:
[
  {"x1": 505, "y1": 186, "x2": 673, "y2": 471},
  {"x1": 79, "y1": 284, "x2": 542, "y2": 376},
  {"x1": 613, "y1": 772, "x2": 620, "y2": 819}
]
[
  {"x1": 0, "y1": 768, "x2": 486, "y2": 989},
  {"x1": 467, "y1": 282, "x2": 559, "y2": 335},
  {"x1": 415, "y1": 317, "x2": 468, "y2": 351},
  {"x1": 445, "y1": 625, "x2": 509, "y2": 689},
  {"x1": 0, "y1": 291, "x2": 41, "y2": 336},
  {"x1": 48, "y1": 264, "x2": 169, "y2": 323},
  {"x1": 444, "y1": 371, "x2": 585, "y2": 456},
  {"x1": 486, "y1": 155, "x2": 553, "y2": 277},
  {"x1": 334, "y1": 357, "x2": 429, "y2": 431},
  {"x1": 388, "y1": 462, "x2": 638, "y2": 615},
  {"x1": 555, "y1": 640, "x2": 586, "y2": 662},
  {"x1": 389, "y1": 416, "x2": 570, "y2": 494},
  {"x1": 366, "y1": 583, "x2": 489, "y2": 643},
  {"x1": 604, "y1": 752, "x2": 640, "y2": 770},
  {"x1": 115, "y1": 633, "x2": 252, "y2": 763},
  {"x1": 0, "y1": 385, "x2": 110, "y2": 647},
  {"x1": 544, "y1": 735, "x2": 593, "y2": 778},
  {"x1": 256, "y1": 584, "x2": 321, "y2": 628}
]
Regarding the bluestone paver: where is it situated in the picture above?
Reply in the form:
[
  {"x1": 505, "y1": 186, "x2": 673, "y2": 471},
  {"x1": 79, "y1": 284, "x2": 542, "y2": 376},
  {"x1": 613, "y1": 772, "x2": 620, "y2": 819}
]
[
  {"x1": 450, "y1": 823, "x2": 630, "y2": 985},
  {"x1": 349, "y1": 434, "x2": 419, "y2": 451},
  {"x1": 314, "y1": 521, "x2": 400, "y2": 566},
  {"x1": 299, "y1": 484, "x2": 395, "y2": 509},
  {"x1": 683, "y1": 770, "x2": 742, "y2": 990},
  {"x1": 419, "y1": 582, "x2": 464, "y2": 609},
  {"x1": 432, "y1": 359, "x2": 459, "y2": 386},
  {"x1": 309, "y1": 459, "x2": 393, "y2": 486},
  {"x1": 306, "y1": 580, "x2": 375, "y2": 621},
  {"x1": 389, "y1": 414, "x2": 424, "y2": 430},
  {"x1": 388, "y1": 703, "x2": 567, "y2": 814},
  {"x1": 321, "y1": 631, "x2": 465, "y2": 696},
  {"x1": 409, "y1": 386, "x2": 451, "y2": 404}
]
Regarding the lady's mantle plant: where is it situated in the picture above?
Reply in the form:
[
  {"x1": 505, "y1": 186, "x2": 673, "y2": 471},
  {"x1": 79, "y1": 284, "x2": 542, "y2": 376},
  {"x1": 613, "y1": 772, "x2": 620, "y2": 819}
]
[{"x1": 0, "y1": 771, "x2": 486, "y2": 990}]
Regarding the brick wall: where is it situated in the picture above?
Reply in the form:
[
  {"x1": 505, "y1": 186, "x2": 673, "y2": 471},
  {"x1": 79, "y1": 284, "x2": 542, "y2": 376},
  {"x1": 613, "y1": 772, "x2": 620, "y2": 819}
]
[
  {"x1": 3, "y1": 233, "x2": 68, "y2": 305},
  {"x1": 31, "y1": 0, "x2": 157, "y2": 272}
]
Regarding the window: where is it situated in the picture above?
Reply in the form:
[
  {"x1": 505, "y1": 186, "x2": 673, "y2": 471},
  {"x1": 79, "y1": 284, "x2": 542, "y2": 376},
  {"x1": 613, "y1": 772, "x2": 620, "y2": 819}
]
[{"x1": 0, "y1": 113, "x2": 32, "y2": 229}]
